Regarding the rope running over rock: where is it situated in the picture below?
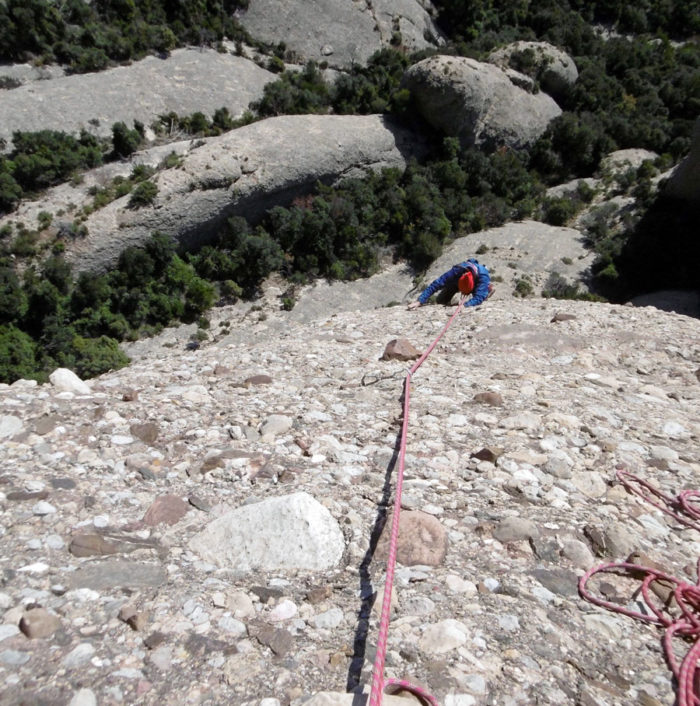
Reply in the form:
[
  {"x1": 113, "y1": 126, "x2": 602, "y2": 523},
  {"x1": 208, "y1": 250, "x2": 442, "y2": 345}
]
[{"x1": 369, "y1": 300, "x2": 467, "y2": 706}]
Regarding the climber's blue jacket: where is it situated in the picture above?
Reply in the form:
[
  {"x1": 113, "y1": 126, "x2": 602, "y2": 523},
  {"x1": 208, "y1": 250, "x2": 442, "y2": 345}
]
[{"x1": 418, "y1": 259, "x2": 491, "y2": 307}]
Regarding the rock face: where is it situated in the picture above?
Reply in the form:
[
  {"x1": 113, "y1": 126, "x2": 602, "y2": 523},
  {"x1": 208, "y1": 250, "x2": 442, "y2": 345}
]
[
  {"x1": 599, "y1": 148, "x2": 659, "y2": 177},
  {"x1": 0, "y1": 292, "x2": 699, "y2": 705},
  {"x1": 0, "y1": 48, "x2": 275, "y2": 149},
  {"x1": 239, "y1": 0, "x2": 444, "y2": 68},
  {"x1": 665, "y1": 117, "x2": 700, "y2": 203},
  {"x1": 63, "y1": 114, "x2": 423, "y2": 272},
  {"x1": 487, "y1": 41, "x2": 578, "y2": 100},
  {"x1": 420, "y1": 220, "x2": 594, "y2": 299},
  {"x1": 402, "y1": 55, "x2": 562, "y2": 150}
]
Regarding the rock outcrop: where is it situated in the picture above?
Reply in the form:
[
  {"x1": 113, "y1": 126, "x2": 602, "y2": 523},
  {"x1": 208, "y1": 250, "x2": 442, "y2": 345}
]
[
  {"x1": 599, "y1": 148, "x2": 659, "y2": 177},
  {"x1": 0, "y1": 293, "x2": 698, "y2": 705},
  {"x1": 239, "y1": 0, "x2": 444, "y2": 68},
  {"x1": 402, "y1": 55, "x2": 562, "y2": 150},
  {"x1": 665, "y1": 117, "x2": 700, "y2": 203},
  {"x1": 62, "y1": 114, "x2": 423, "y2": 272},
  {"x1": 487, "y1": 41, "x2": 579, "y2": 101},
  {"x1": 420, "y1": 220, "x2": 594, "y2": 298},
  {"x1": 0, "y1": 48, "x2": 275, "y2": 149}
]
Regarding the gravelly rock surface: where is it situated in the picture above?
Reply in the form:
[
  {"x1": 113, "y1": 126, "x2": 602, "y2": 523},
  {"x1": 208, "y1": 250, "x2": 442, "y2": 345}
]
[
  {"x1": 0, "y1": 48, "x2": 275, "y2": 148},
  {"x1": 1, "y1": 292, "x2": 698, "y2": 706}
]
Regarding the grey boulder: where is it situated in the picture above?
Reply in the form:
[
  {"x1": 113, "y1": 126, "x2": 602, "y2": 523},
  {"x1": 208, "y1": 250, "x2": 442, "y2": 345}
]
[
  {"x1": 487, "y1": 41, "x2": 579, "y2": 101},
  {"x1": 239, "y1": 0, "x2": 444, "y2": 69},
  {"x1": 402, "y1": 55, "x2": 562, "y2": 150}
]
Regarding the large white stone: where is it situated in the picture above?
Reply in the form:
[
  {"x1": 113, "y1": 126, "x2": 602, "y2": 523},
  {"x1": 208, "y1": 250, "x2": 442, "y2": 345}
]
[
  {"x1": 0, "y1": 415, "x2": 23, "y2": 439},
  {"x1": 49, "y1": 368, "x2": 91, "y2": 395},
  {"x1": 419, "y1": 619, "x2": 469, "y2": 653},
  {"x1": 188, "y1": 492, "x2": 345, "y2": 572}
]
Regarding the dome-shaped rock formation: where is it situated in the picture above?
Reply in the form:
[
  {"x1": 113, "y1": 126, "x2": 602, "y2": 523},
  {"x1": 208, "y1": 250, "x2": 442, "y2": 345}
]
[
  {"x1": 239, "y1": 0, "x2": 445, "y2": 69},
  {"x1": 402, "y1": 55, "x2": 562, "y2": 150},
  {"x1": 487, "y1": 41, "x2": 578, "y2": 101}
]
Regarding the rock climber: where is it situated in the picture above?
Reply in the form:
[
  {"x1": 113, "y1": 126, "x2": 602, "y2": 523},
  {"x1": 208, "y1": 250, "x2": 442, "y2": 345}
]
[{"x1": 407, "y1": 258, "x2": 493, "y2": 310}]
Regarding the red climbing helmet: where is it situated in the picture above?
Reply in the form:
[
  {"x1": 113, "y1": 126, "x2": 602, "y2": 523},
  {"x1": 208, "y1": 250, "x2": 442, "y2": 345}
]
[{"x1": 458, "y1": 270, "x2": 474, "y2": 294}]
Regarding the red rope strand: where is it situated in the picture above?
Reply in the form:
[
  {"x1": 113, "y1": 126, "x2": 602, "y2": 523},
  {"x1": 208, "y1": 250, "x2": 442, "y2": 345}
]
[
  {"x1": 580, "y1": 468, "x2": 700, "y2": 706},
  {"x1": 369, "y1": 301, "x2": 466, "y2": 706}
]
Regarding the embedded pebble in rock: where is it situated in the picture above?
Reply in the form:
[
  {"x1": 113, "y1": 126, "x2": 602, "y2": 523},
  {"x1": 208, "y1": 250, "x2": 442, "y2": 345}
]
[
  {"x1": 142, "y1": 494, "x2": 190, "y2": 526},
  {"x1": 260, "y1": 414, "x2": 293, "y2": 438},
  {"x1": 68, "y1": 689, "x2": 97, "y2": 706},
  {"x1": 419, "y1": 619, "x2": 469, "y2": 653},
  {"x1": 63, "y1": 643, "x2": 96, "y2": 668},
  {"x1": 561, "y1": 539, "x2": 596, "y2": 569},
  {"x1": 19, "y1": 608, "x2": 61, "y2": 639},
  {"x1": 0, "y1": 296, "x2": 697, "y2": 705},
  {"x1": 380, "y1": 338, "x2": 421, "y2": 361},
  {"x1": 0, "y1": 415, "x2": 23, "y2": 438},
  {"x1": 0, "y1": 625, "x2": 20, "y2": 641},
  {"x1": 493, "y1": 516, "x2": 539, "y2": 543},
  {"x1": 375, "y1": 510, "x2": 448, "y2": 566}
]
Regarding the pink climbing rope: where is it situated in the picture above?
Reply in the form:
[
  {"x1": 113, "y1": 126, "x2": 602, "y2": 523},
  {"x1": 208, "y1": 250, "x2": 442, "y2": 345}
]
[
  {"x1": 579, "y1": 560, "x2": 700, "y2": 706},
  {"x1": 369, "y1": 300, "x2": 466, "y2": 706},
  {"x1": 580, "y1": 468, "x2": 700, "y2": 706},
  {"x1": 616, "y1": 467, "x2": 700, "y2": 532}
]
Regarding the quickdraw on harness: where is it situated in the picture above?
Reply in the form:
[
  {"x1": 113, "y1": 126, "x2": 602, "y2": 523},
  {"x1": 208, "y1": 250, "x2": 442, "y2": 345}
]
[{"x1": 368, "y1": 297, "x2": 467, "y2": 706}]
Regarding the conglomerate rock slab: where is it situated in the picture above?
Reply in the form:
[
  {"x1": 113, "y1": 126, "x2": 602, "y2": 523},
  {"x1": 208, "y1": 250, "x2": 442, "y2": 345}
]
[
  {"x1": 62, "y1": 113, "x2": 423, "y2": 273},
  {"x1": 239, "y1": 0, "x2": 444, "y2": 69},
  {"x1": 0, "y1": 48, "x2": 276, "y2": 149},
  {"x1": 0, "y1": 297, "x2": 698, "y2": 705}
]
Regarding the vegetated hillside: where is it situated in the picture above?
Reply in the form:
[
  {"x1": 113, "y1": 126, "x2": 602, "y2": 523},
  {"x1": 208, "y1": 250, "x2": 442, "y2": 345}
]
[
  {"x1": 0, "y1": 0, "x2": 253, "y2": 72},
  {"x1": 0, "y1": 0, "x2": 698, "y2": 385}
]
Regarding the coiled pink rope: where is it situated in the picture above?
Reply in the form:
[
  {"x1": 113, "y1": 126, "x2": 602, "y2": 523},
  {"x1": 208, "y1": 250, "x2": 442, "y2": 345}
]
[
  {"x1": 369, "y1": 300, "x2": 466, "y2": 706},
  {"x1": 580, "y1": 468, "x2": 700, "y2": 706},
  {"x1": 616, "y1": 467, "x2": 700, "y2": 532}
]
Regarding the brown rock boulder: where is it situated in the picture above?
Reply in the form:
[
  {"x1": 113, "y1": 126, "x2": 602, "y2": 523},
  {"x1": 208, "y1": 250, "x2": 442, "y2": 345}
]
[
  {"x1": 381, "y1": 338, "x2": 421, "y2": 361},
  {"x1": 376, "y1": 510, "x2": 447, "y2": 567}
]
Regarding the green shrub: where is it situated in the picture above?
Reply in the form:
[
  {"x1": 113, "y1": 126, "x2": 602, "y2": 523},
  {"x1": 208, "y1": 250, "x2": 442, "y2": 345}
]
[
  {"x1": 112, "y1": 121, "x2": 142, "y2": 158},
  {"x1": 159, "y1": 151, "x2": 183, "y2": 169},
  {"x1": 542, "y1": 272, "x2": 580, "y2": 299},
  {"x1": 542, "y1": 197, "x2": 577, "y2": 226},
  {"x1": 37, "y1": 210, "x2": 53, "y2": 229},
  {"x1": 219, "y1": 279, "x2": 242, "y2": 300},
  {"x1": 0, "y1": 266, "x2": 28, "y2": 322},
  {"x1": 10, "y1": 229, "x2": 39, "y2": 257},
  {"x1": 10, "y1": 129, "x2": 104, "y2": 191},
  {"x1": 513, "y1": 276, "x2": 534, "y2": 298},
  {"x1": 0, "y1": 324, "x2": 39, "y2": 382},
  {"x1": 128, "y1": 180, "x2": 158, "y2": 208},
  {"x1": 70, "y1": 335, "x2": 130, "y2": 378},
  {"x1": 0, "y1": 172, "x2": 23, "y2": 213}
]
